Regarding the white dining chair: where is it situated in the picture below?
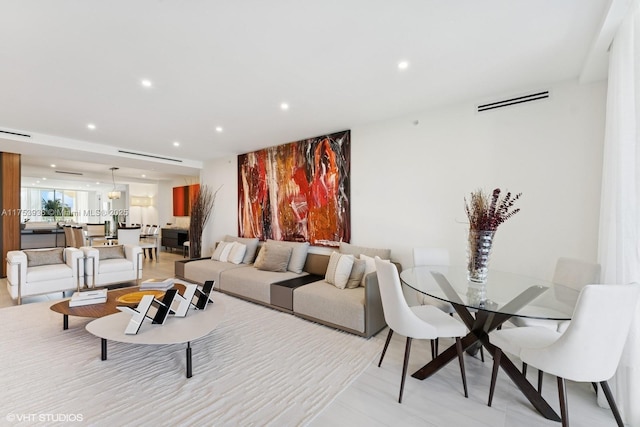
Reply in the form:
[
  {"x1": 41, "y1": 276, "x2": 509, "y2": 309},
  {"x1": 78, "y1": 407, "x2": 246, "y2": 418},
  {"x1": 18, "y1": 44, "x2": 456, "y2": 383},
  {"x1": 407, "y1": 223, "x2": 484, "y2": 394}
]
[
  {"x1": 375, "y1": 259, "x2": 469, "y2": 403},
  {"x1": 488, "y1": 284, "x2": 640, "y2": 427},
  {"x1": 509, "y1": 257, "x2": 601, "y2": 391},
  {"x1": 115, "y1": 227, "x2": 142, "y2": 246}
]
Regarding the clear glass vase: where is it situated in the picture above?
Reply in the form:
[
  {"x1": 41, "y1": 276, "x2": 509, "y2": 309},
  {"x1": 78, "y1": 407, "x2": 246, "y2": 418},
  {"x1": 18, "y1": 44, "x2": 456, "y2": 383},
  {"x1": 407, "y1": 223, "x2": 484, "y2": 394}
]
[{"x1": 467, "y1": 229, "x2": 495, "y2": 284}]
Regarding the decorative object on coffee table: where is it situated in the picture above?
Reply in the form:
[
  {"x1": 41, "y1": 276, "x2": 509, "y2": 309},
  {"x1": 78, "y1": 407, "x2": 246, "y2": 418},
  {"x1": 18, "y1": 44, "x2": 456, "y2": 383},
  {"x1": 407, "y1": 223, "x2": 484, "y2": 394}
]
[
  {"x1": 188, "y1": 184, "x2": 221, "y2": 258},
  {"x1": 464, "y1": 188, "x2": 521, "y2": 304},
  {"x1": 115, "y1": 290, "x2": 166, "y2": 306}
]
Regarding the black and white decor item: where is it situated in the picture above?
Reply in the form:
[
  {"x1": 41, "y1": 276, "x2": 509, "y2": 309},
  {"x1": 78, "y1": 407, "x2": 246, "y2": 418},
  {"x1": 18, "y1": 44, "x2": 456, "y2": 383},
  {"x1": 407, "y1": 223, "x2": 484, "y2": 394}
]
[{"x1": 117, "y1": 282, "x2": 215, "y2": 335}]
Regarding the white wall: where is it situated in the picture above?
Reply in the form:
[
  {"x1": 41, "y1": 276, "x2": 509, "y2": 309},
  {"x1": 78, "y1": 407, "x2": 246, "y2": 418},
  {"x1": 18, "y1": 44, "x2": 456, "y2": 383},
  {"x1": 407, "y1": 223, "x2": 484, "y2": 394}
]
[
  {"x1": 198, "y1": 79, "x2": 606, "y2": 281},
  {"x1": 128, "y1": 182, "x2": 159, "y2": 226}
]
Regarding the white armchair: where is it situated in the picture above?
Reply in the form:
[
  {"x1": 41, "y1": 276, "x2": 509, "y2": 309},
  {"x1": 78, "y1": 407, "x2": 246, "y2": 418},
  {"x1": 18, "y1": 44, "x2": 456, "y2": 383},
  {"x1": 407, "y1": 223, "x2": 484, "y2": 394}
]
[
  {"x1": 81, "y1": 244, "x2": 142, "y2": 288},
  {"x1": 6, "y1": 247, "x2": 84, "y2": 304}
]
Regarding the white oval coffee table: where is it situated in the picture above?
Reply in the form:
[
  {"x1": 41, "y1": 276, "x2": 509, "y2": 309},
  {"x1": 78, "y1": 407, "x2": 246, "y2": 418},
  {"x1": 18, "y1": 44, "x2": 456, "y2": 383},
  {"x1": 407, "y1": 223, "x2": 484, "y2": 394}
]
[{"x1": 86, "y1": 299, "x2": 226, "y2": 378}]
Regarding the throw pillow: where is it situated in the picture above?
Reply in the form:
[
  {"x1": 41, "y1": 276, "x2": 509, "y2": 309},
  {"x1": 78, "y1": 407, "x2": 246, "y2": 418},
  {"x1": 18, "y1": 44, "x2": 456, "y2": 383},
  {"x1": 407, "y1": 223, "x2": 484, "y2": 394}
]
[
  {"x1": 24, "y1": 248, "x2": 64, "y2": 267},
  {"x1": 339, "y1": 242, "x2": 391, "y2": 259},
  {"x1": 96, "y1": 245, "x2": 125, "y2": 260},
  {"x1": 359, "y1": 254, "x2": 391, "y2": 287},
  {"x1": 346, "y1": 258, "x2": 366, "y2": 289},
  {"x1": 212, "y1": 241, "x2": 233, "y2": 262},
  {"x1": 325, "y1": 252, "x2": 355, "y2": 289},
  {"x1": 227, "y1": 242, "x2": 247, "y2": 264},
  {"x1": 223, "y1": 235, "x2": 259, "y2": 264},
  {"x1": 266, "y1": 239, "x2": 310, "y2": 273},
  {"x1": 254, "y1": 244, "x2": 293, "y2": 272}
]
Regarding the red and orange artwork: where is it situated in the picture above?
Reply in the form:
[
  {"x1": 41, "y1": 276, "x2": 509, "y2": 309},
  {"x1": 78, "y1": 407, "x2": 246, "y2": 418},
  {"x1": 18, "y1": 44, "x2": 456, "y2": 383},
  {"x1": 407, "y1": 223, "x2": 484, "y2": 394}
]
[{"x1": 238, "y1": 130, "x2": 350, "y2": 246}]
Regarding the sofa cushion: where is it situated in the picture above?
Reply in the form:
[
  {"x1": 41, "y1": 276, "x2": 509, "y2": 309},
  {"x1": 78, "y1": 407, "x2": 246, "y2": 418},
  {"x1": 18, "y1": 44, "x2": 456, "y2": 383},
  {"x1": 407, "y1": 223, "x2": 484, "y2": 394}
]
[
  {"x1": 325, "y1": 252, "x2": 354, "y2": 289},
  {"x1": 26, "y1": 263, "x2": 73, "y2": 282},
  {"x1": 24, "y1": 248, "x2": 64, "y2": 267},
  {"x1": 223, "y1": 235, "x2": 259, "y2": 264},
  {"x1": 96, "y1": 245, "x2": 125, "y2": 260},
  {"x1": 98, "y1": 258, "x2": 134, "y2": 273},
  {"x1": 220, "y1": 267, "x2": 306, "y2": 304},
  {"x1": 183, "y1": 259, "x2": 248, "y2": 287},
  {"x1": 266, "y1": 239, "x2": 310, "y2": 274},
  {"x1": 339, "y1": 242, "x2": 391, "y2": 259},
  {"x1": 293, "y1": 281, "x2": 366, "y2": 333},
  {"x1": 212, "y1": 241, "x2": 234, "y2": 262},
  {"x1": 346, "y1": 258, "x2": 366, "y2": 289},
  {"x1": 255, "y1": 244, "x2": 292, "y2": 272}
]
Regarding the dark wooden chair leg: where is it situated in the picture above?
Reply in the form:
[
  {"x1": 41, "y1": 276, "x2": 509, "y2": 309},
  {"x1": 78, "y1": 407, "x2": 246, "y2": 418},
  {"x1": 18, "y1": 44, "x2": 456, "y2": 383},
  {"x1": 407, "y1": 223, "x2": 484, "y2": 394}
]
[
  {"x1": 430, "y1": 339, "x2": 435, "y2": 359},
  {"x1": 592, "y1": 382, "x2": 598, "y2": 395},
  {"x1": 480, "y1": 346, "x2": 485, "y2": 362},
  {"x1": 399, "y1": 337, "x2": 413, "y2": 403},
  {"x1": 557, "y1": 377, "x2": 569, "y2": 427},
  {"x1": 488, "y1": 347, "x2": 502, "y2": 407},
  {"x1": 522, "y1": 362, "x2": 528, "y2": 376},
  {"x1": 537, "y1": 369, "x2": 544, "y2": 393},
  {"x1": 455, "y1": 337, "x2": 468, "y2": 398},
  {"x1": 435, "y1": 338, "x2": 439, "y2": 357},
  {"x1": 378, "y1": 329, "x2": 393, "y2": 367},
  {"x1": 600, "y1": 381, "x2": 624, "y2": 427}
]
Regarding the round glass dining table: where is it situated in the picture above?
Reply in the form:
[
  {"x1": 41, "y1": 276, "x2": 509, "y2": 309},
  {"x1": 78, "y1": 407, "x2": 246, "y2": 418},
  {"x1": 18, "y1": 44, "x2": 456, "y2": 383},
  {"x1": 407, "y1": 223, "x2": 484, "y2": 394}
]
[{"x1": 400, "y1": 266, "x2": 573, "y2": 422}]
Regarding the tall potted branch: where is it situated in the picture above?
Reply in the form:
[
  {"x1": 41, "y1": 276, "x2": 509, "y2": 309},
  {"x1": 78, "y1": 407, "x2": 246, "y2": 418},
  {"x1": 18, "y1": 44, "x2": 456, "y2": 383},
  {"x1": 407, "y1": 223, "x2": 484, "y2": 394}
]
[{"x1": 188, "y1": 185, "x2": 219, "y2": 258}]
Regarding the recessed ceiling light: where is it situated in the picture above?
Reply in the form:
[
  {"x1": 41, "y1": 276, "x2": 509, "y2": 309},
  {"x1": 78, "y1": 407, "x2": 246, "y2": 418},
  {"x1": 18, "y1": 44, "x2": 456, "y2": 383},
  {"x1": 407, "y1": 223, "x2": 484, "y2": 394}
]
[
  {"x1": 96, "y1": 182, "x2": 100, "y2": 185},
  {"x1": 141, "y1": 79, "x2": 153, "y2": 88},
  {"x1": 87, "y1": 123, "x2": 96, "y2": 130},
  {"x1": 42, "y1": 177, "x2": 46, "y2": 180},
  {"x1": 141, "y1": 174, "x2": 146, "y2": 178},
  {"x1": 398, "y1": 61, "x2": 409, "y2": 70},
  {"x1": 215, "y1": 126, "x2": 223, "y2": 132},
  {"x1": 50, "y1": 164, "x2": 56, "y2": 168},
  {"x1": 280, "y1": 103, "x2": 289, "y2": 111},
  {"x1": 36, "y1": 180, "x2": 40, "y2": 184},
  {"x1": 173, "y1": 141, "x2": 180, "y2": 147}
]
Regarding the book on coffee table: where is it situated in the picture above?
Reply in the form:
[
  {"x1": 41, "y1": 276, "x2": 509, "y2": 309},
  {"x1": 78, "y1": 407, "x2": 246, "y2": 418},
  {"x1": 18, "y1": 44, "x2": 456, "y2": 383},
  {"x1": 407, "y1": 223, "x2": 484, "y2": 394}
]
[
  {"x1": 140, "y1": 278, "x2": 175, "y2": 290},
  {"x1": 69, "y1": 289, "x2": 108, "y2": 307}
]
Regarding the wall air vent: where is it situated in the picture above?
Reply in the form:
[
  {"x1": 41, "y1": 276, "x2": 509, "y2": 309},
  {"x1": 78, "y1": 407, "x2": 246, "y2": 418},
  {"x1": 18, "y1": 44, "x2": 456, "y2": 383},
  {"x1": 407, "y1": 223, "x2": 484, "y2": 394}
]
[
  {"x1": 0, "y1": 129, "x2": 31, "y2": 138},
  {"x1": 477, "y1": 91, "x2": 550, "y2": 112},
  {"x1": 55, "y1": 170, "x2": 83, "y2": 176},
  {"x1": 118, "y1": 150, "x2": 183, "y2": 163}
]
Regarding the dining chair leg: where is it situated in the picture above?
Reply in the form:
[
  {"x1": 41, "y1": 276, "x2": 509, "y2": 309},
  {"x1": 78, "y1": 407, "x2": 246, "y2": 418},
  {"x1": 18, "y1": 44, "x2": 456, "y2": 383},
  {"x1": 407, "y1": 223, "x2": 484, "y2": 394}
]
[
  {"x1": 455, "y1": 337, "x2": 468, "y2": 398},
  {"x1": 488, "y1": 347, "x2": 502, "y2": 407},
  {"x1": 435, "y1": 338, "x2": 439, "y2": 357},
  {"x1": 430, "y1": 340, "x2": 435, "y2": 359},
  {"x1": 591, "y1": 382, "x2": 598, "y2": 395},
  {"x1": 522, "y1": 362, "x2": 528, "y2": 377},
  {"x1": 378, "y1": 329, "x2": 394, "y2": 367},
  {"x1": 399, "y1": 337, "x2": 413, "y2": 403},
  {"x1": 479, "y1": 346, "x2": 485, "y2": 362},
  {"x1": 537, "y1": 369, "x2": 544, "y2": 393},
  {"x1": 600, "y1": 381, "x2": 624, "y2": 427},
  {"x1": 557, "y1": 376, "x2": 569, "y2": 427}
]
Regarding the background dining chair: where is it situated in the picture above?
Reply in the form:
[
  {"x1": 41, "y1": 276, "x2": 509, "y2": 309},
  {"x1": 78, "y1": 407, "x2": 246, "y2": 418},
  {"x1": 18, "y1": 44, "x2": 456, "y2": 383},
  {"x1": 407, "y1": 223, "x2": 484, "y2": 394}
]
[
  {"x1": 115, "y1": 226, "x2": 142, "y2": 246},
  {"x1": 488, "y1": 284, "x2": 640, "y2": 427},
  {"x1": 139, "y1": 225, "x2": 159, "y2": 262},
  {"x1": 375, "y1": 259, "x2": 469, "y2": 403},
  {"x1": 62, "y1": 225, "x2": 75, "y2": 248},
  {"x1": 72, "y1": 226, "x2": 86, "y2": 248}
]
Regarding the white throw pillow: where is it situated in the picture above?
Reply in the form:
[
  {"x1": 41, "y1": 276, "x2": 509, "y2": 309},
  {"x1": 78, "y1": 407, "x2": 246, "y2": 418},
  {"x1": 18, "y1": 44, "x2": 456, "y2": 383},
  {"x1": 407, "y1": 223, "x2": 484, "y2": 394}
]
[
  {"x1": 325, "y1": 252, "x2": 355, "y2": 289},
  {"x1": 212, "y1": 241, "x2": 233, "y2": 262},
  {"x1": 227, "y1": 242, "x2": 247, "y2": 264},
  {"x1": 360, "y1": 254, "x2": 391, "y2": 287}
]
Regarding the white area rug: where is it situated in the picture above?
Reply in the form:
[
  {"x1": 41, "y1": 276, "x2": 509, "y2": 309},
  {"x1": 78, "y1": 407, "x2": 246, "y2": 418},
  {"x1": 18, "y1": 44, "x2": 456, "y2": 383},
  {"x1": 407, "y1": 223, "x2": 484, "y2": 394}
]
[{"x1": 0, "y1": 293, "x2": 383, "y2": 426}]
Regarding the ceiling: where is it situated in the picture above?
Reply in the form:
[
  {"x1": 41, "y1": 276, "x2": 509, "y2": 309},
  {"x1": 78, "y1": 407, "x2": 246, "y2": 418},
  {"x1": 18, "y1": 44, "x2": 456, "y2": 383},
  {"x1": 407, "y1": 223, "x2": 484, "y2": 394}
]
[{"x1": 0, "y1": 0, "x2": 629, "y2": 186}]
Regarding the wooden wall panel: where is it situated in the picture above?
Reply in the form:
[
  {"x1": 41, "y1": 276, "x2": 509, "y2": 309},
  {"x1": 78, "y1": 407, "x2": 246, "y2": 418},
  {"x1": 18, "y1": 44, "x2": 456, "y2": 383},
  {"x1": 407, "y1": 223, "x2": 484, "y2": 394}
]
[{"x1": 1, "y1": 152, "x2": 21, "y2": 277}]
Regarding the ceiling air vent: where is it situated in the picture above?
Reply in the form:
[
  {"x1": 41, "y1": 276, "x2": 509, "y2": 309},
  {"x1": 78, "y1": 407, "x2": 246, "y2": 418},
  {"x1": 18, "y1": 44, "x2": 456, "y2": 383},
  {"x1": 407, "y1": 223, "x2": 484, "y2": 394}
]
[
  {"x1": 55, "y1": 170, "x2": 83, "y2": 176},
  {"x1": 477, "y1": 91, "x2": 550, "y2": 112},
  {"x1": 0, "y1": 129, "x2": 31, "y2": 138},
  {"x1": 118, "y1": 149, "x2": 183, "y2": 163}
]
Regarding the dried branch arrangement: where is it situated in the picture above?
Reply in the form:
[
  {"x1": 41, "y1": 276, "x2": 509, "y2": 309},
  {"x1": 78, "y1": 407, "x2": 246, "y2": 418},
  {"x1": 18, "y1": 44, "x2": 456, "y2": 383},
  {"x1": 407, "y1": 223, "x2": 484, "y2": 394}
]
[
  {"x1": 464, "y1": 188, "x2": 522, "y2": 232},
  {"x1": 189, "y1": 184, "x2": 221, "y2": 258}
]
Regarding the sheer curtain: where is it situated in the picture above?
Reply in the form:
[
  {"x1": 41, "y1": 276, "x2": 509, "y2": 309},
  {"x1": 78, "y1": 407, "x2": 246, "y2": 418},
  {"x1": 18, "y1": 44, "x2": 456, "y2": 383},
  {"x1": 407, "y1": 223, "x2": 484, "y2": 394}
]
[{"x1": 598, "y1": 1, "x2": 640, "y2": 425}]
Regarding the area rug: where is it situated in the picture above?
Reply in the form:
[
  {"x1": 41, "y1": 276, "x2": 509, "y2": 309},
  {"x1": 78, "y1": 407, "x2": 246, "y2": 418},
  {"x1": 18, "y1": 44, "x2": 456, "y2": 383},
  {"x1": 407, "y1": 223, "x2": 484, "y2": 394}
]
[{"x1": 0, "y1": 293, "x2": 384, "y2": 426}]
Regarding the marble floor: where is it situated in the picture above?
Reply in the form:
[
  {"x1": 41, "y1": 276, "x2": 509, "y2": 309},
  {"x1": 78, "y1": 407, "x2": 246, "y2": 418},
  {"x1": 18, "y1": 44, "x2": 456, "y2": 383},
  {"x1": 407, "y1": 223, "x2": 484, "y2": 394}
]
[{"x1": 0, "y1": 251, "x2": 619, "y2": 426}]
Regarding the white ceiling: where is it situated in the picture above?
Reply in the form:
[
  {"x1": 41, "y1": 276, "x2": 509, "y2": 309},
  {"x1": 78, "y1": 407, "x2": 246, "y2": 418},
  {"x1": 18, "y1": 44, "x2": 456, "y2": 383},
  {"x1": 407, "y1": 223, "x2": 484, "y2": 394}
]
[{"x1": 0, "y1": 0, "x2": 628, "y2": 186}]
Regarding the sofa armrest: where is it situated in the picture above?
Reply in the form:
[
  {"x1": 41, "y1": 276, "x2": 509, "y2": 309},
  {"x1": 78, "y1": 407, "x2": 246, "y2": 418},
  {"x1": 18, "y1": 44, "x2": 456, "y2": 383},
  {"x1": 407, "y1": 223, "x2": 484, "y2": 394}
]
[
  {"x1": 363, "y1": 271, "x2": 386, "y2": 337},
  {"x1": 123, "y1": 245, "x2": 143, "y2": 280},
  {"x1": 64, "y1": 248, "x2": 84, "y2": 278},
  {"x1": 6, "y1": 250, "x2": 27, "y2": 287}
]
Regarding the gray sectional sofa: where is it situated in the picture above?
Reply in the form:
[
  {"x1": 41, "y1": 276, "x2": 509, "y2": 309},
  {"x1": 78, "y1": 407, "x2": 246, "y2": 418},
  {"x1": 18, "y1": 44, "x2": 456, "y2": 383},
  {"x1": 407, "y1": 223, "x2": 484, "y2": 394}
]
[{"x1": 175, "y1": 236, "x2": 395, "y2": 338}]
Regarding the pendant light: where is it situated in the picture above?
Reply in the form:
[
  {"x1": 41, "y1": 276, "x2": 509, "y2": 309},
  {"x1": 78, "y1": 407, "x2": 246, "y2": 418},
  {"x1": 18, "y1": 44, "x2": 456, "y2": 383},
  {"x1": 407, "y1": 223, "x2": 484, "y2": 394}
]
[{"x1": 108, "y1": 167, "x2": 121, "y2": 200}]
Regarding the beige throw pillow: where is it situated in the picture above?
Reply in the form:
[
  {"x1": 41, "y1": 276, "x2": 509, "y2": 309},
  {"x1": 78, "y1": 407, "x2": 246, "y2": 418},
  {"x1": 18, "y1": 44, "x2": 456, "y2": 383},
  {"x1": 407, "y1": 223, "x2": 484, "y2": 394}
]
[
  {"x1": 325, "y1": 252, "x2": 355, "y2": 289},
  {"x1": 266, "y1": 239, "x2": 310, "y2": 273},
  {"x1": 346, "y1": 258, "x2": 366, "y2": 289},
  {"x1": 254, "y1": 244, "x2": 293, "y2": 272},
  {"x1": 96, "y1": 245, "x2": 125, "y2": 260},
  {"x1": 212, "y1": 241, "x2": 233, "y2": 262},
  {"x1": 24, "y1": 248, "x2": 65, "y2": 267}
]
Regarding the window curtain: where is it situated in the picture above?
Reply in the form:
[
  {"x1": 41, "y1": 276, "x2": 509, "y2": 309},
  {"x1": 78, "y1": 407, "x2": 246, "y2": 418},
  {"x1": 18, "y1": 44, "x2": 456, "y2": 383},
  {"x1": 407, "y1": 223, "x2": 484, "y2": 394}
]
[{"x1": 598, "y1": 1, "x2": 640, "y2": 425}]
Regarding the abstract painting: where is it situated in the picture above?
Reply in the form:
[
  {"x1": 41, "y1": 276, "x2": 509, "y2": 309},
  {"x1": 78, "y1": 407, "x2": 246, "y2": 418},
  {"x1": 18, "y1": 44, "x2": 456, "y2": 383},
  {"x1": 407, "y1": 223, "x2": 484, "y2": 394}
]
[{"x1": 238, "y1": 130, "x2": 350, "y2": 246}]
